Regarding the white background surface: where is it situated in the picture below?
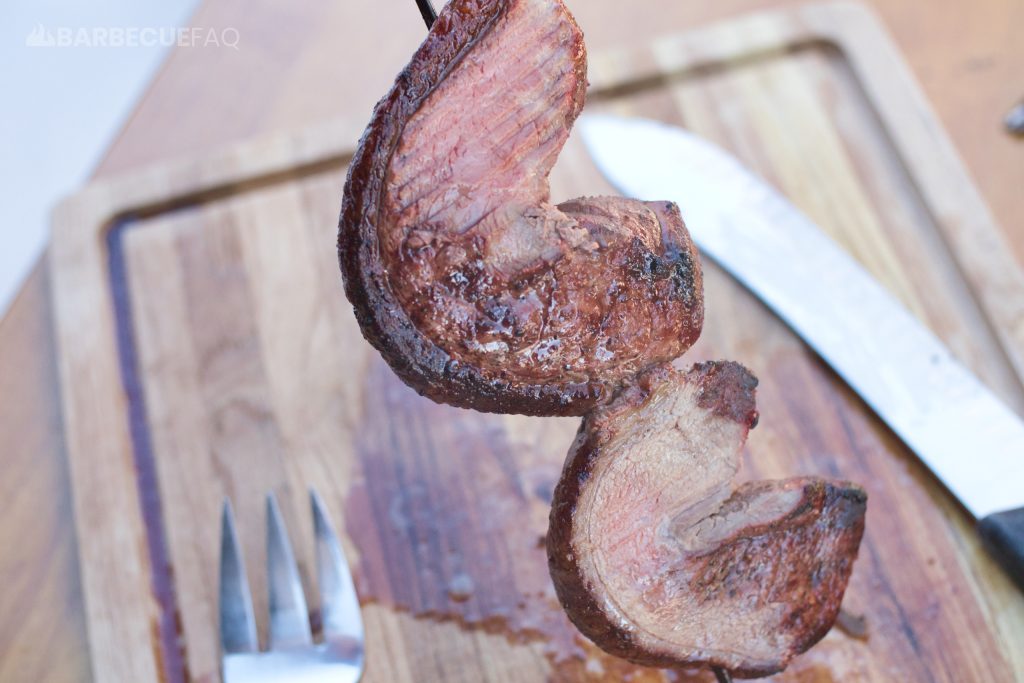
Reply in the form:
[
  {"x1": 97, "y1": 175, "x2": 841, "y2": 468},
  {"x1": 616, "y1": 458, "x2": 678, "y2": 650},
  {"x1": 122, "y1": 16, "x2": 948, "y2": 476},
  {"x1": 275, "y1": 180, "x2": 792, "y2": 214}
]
[{"x1": 1, "y1": 0, "x2": 201, "y2": 316}]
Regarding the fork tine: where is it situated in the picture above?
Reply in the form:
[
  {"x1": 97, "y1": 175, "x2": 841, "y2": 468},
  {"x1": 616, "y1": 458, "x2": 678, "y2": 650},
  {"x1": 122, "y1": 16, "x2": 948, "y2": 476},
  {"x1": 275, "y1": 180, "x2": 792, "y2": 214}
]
[
  {"x1": 266, "y1": 493, "x2": 313, "y2": 649},
  {"x1": 311, "y1": 490, "x2": 365, "y2": 647},
  {"x1": 219, "y1": 500, "x2": 259, "y2": 654}
]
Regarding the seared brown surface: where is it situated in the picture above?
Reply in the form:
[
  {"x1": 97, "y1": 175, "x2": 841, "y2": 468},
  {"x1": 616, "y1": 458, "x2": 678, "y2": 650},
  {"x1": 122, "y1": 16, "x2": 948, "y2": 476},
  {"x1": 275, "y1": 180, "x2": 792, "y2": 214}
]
[
  {"x1": 339, "y1": 0, "x2": 702, "y2": 416},
  {"x1": 6, "y1": 1, "x2": 1024, "y2": 681},
  {"x1": 548, "y1": 363, "x2": 866, "y2": 677}
]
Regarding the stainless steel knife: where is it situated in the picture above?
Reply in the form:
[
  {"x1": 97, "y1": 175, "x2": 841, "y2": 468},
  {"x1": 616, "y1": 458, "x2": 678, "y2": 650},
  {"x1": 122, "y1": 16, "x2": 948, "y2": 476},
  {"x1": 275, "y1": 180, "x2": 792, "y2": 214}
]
[{"x1": 580, "y1": 114, "x2": 1024, "y2": 587}]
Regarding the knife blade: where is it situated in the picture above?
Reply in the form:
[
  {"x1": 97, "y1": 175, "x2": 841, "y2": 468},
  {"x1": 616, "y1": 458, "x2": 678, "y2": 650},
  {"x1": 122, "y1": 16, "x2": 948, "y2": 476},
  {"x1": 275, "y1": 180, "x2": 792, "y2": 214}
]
[{"x1": 580, "y1": 114, "x2": 1024, "y2": 586}]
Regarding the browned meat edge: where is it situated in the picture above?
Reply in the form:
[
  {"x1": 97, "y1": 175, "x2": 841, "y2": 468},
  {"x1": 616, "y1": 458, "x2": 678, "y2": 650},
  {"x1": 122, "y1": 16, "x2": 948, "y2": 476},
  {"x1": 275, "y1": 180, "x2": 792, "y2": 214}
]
[
  {"x1": 547, "y1": 363, "x2": 867, "y2": 677},
  {"x1": 339, "y1": 0, "x2": 604, "y2": 416}
]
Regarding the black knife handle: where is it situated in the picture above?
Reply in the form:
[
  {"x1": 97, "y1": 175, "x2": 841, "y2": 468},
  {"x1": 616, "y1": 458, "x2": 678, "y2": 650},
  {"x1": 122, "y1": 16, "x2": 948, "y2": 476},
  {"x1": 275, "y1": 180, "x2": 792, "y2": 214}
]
[{"x1": 978, "y1": 507, "x2": 1024, "y2": 591}]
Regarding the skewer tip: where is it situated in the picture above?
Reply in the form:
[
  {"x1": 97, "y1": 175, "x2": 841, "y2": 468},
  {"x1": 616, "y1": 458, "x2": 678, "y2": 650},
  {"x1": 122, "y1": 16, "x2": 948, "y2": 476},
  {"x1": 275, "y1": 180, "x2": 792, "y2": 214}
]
[
  {"x1": 713, "y1": 667, "x2": 734, "y2": 683},
  {"x1": 415, "y1": 0, "x2": 438, "y2": 30}
]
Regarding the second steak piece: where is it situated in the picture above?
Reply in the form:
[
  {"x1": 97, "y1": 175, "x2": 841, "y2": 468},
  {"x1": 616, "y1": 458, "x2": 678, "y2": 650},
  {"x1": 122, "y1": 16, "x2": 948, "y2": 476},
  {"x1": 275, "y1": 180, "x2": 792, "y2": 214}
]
[
  {"x1": 547, "y1": 362, "x2": 867, "y2": 677},
  {"x1": 339, "y1": 0, "x2": 703, "y2": 416}
]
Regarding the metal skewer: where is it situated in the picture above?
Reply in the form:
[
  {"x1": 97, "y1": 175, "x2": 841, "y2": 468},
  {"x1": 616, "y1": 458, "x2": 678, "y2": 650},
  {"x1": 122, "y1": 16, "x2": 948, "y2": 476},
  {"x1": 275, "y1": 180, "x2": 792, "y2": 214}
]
[
  {"x1": 415, "y1": 0, "x2": 437, "y2": 29},
  {"x1": 713, "y1": 667, "x2": 734, "y2": 683},
  {"x1": 409, "y1": 3, "x2": 733, "y2": 681},
  {"x1": 1007, "y1": 100, "x2": 1024, "y2": 137}
]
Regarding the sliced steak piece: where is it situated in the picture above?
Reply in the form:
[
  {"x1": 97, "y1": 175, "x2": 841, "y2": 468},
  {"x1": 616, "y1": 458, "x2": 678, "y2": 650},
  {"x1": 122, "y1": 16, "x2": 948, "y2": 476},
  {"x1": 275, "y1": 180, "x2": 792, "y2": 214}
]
[
  {"x1": 547, "y1": 362, "x2": 867, "y2": 677},
  {"x1": 339, "y1": 0, "x2": 703, "y2": 416}
]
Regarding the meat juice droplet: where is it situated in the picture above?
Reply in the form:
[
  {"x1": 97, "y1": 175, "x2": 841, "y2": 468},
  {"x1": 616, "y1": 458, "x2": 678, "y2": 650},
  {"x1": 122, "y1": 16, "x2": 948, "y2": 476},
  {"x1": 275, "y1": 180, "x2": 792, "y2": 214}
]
[
  {"x1": 834, "y1": 608, "x2": 869, "y2": 641},
  {"x1": 447, "y1": 572, "x2": 475, "y2": 602},
  {"x1": 345, "y1": 364, "x2": 695, "y2": 680}
]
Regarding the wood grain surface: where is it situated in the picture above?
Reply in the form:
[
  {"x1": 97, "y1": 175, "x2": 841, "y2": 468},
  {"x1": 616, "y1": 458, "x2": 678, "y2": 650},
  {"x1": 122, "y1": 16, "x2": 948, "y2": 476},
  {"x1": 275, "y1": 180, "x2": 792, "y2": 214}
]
[
  {"x1": 0, "y1": 262, "x2": 90, "y2": 683},
  {"x1": 44, "y1": 5, "x2": 1024, "y2": 681},
  {"x1": 3, "y1": 0, "x2": 1023, "y2": 681}
]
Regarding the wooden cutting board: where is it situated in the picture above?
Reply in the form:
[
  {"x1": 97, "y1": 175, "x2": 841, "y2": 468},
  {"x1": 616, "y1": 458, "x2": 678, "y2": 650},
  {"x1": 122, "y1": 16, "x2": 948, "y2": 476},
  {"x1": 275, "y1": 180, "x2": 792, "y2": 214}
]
[{"x1": 50, "y1": 3, "x2": 1024, "y2": 681}]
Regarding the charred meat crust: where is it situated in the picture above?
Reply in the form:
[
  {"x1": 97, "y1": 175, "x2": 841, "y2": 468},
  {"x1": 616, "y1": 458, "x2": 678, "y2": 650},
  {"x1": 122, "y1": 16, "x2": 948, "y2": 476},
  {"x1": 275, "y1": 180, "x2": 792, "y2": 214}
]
[
  {"x1": 679, "y1": 479, "x2": 867, "y2": 677},
  {"x1": 547, "y1": 362, "x2": 867, "y2": 677},
  {"x1": 340, "y1": 0, "x2": 549, "y2": 414},
  {"x1": 338, "y1": 0, "x2": 702, "y2": 416},
  {"x1": 687, "y1": 361, "x2": 760, "y2": 428}
]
